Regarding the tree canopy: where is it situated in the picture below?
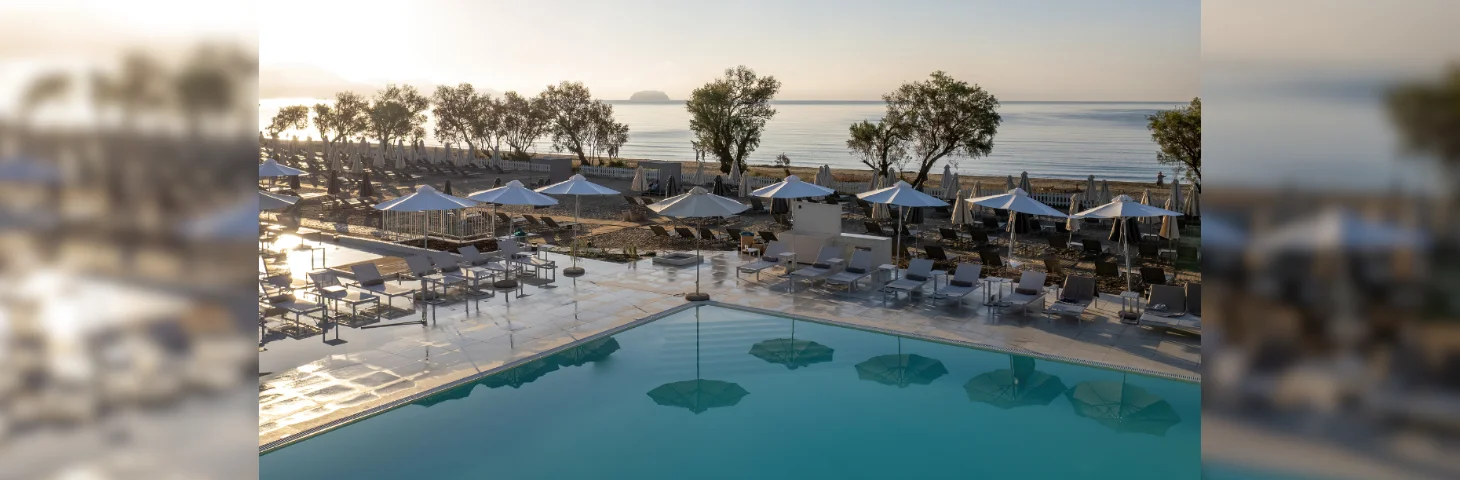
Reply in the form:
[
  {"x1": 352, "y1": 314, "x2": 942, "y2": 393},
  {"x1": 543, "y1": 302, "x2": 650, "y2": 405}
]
[
  {"x1": 686, "y1": 65, "x2": 781, "y2": 173},
  {"x1": 431, "y1": 83, "x2": 488, "y2": 151},
  {"x1": 312, "y1": 91, "x2": 370, "y2": 157},
  {"x1": 540, "y1": 81, "x2": 630, "y2": 165},
  {"x1": 1147, "y1": 97, "x2": 1201, "y2": 191},
  {"x1": 846, "y1": 119, "x2": 908, "y2": 179},
  {"x1": 499, "y1": 91, "x2": 550, "y2": 158},
  {"x1": 367, "y1": 84, "x2": 430, "y2": 151},
  {"x1": 266, "y1": 105, "x2": 309, "y2": 140},
  {"x1": 882, "y1": 71, "x2": 1001, "y2": 188}
]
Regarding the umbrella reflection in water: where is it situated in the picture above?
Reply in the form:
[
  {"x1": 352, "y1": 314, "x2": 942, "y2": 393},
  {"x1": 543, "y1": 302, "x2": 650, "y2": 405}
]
[
  {"x1": 1066, "y1": 373, "x2": 1182, "y2": 436},
  {"x1": 964, "y1": 355, "x2": 1067, "y2": 409},
  {"x1": 854, "y1": 336, "x2": 948, "y2": 388},
  {"x1": 647, "y1": 308, "x2": 749, "y2": 414}
]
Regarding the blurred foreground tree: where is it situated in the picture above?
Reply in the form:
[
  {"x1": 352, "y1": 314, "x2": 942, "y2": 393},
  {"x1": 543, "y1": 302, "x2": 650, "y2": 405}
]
[
  {"x1": 1388, "y1": 66, "x2": 1460, "y2": 188},
  {"x1": 1147, "y1": 97, "x2": 1201, "y2": 192},
  {"x1": 846, "y1": 119, "x2": 908, "y2": 179},
  {"x1": 687, "y1": 66, "x2": 781, "y2": 173},
  {"x1": 367, "y1": 84, "x2": 430, "y2": 154},
  {"x1": 312, "y1": 92, "x2": 371, "y2": 166},
  {"x1": 539, "y1": 81, "x2": 629, "y2": 165},
  {"x1": 883, "y1": 71, "x2": 1000, "y2": 188}
]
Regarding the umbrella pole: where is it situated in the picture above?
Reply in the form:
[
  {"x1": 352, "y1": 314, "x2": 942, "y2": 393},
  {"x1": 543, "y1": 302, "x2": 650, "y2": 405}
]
[
  {"x1": 1008, "y1": 211, "x2": 1017, "y2": 264},
  {"x1": 565, "y1": 196, "x2": 585, "y2": 277},
  {"x1": 687, "y1": 217, "x2": 708, "y2": 301},
  {"x1": 1123, "y1": 218, "x2": 1133, "y2": 292}
]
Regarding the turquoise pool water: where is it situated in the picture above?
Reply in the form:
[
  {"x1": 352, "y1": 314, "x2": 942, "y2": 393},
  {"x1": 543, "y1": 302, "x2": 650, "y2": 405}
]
[{"x1": 261, "y1": 305, "x2": 1201, "y2": 479}]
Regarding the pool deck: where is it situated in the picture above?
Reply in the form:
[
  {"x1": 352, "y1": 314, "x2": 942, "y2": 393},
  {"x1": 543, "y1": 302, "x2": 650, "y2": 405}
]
[{"x1": 259, "y1": 242, "x2": 1200, "y2": 449}]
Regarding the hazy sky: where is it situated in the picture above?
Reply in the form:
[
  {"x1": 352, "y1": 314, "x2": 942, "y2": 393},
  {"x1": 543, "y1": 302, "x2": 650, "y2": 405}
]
[{"x1": 260, "y1": 0, "x2": 1199, "y2": 101}]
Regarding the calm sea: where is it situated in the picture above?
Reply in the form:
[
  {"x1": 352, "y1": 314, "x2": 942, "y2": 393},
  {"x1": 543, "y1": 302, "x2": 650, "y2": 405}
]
[{"x1": 259, "y1": 99, "x2": 1178, "y2": 182}]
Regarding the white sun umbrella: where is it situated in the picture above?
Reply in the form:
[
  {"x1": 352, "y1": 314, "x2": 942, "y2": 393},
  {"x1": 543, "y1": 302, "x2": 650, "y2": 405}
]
[
  {"x1": 1005, "y1": 175, "x2": 1016, "y2": 191},
  {"x1": 396, "y1": 142, "x2": 407, "y2": 169},
  {"x1": 1170, "y1": 177, "x2": 1184, "y2": 214},
  {"x1": 647, "y1": 186, "x2": 749, "y2": 301},
  {"x1": 258, "y1": 158, "x2": 305, "y2": 178},
  {"x1": 1085, "y1": 175, "x2": 1097, "y2": 201},
  {"x1": 736, "y1": 165, "x2": 750, "y2": 196},
  {"x1": 691, "y1": 160, "x2": 705, "y2": 185},
  {"x1": 442, "y1": 143, "x2": 453, "y2": 165},
  {"x1": 1074, "y1": 194, "x2": 1183, "y2": 291},
  {"x1": 491, "y1": 145, "x2": 502, "y2": 164},
  {"x1": 631, "y1": 166, "x2": 648, "y2": 193},
  {"x1": 1250, "y1": 208, "x2": 1427, "y2": 259},
  {"x1": 814, "y1": 165, "x2": 832, "y2": 187},
  {"x1": 950, "y1": 187, "x2": 970, "y2": 226},
  {"x1": 536, "y1": 174, "x2": 619, "y2": 274},
  {"x1": 945, "y1": 170, "x2": 960, "y2": 199},
  {"x1": 866, "y1": 172, "x2": 880, "y2": 192},
  {"x1": 1018, "y1": 171, "x2": 1033, "y2": 194},
  {"x1": 859, "y1": 180, "x2": 949, "y2": 268},
  {"x1": 1183, "y1": 187, "x2": 1200, "y2": 217},
  {"x1": 728, "y1": 161, "x2": 742, "y2": 190},
  {"x1": 752, "y1": 174, "x2": 835, "y2": 199},
  {"x1": 939, "y1": 165, "x2": 955, "y2": 194},
  {"x1": 1138, "y1": 189, "x2": 1154, "y2": 225},
  {"x1": 968, "y1": 187, "x2": 1068, "y2": 266},
  {"x1": 259, "y1": 190, "x2": 299, "y2": 211},
  {"x1": 1100, "y1": 180, "x2": 1112, "y2": 205},
  {"x1": 1200, "y1": 215, "x2": 1246, "y2": 251},
  {"x1": 375, "y1": 185, "x2": 479, "y2": 248},
  {"x1": 467, "y1": 179, "x2": 560, "y2": 236}
]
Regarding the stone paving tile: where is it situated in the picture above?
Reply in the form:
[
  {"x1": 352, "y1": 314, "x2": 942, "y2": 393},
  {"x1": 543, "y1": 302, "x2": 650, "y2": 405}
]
[{"x1": 260, "y1": 249, "x2": 1200, "y2": 447}]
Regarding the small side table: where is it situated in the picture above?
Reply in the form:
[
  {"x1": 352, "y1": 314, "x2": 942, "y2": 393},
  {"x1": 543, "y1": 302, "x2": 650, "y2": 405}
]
[
  {"x1": 1118, "y1": 290, "x2": 1143, "y2": 324},
  {"x1": 777, "y1": 252, "x2": 798, "y2": 277},
  {"x1": 878, "y1": 264, "x2": 897, "y2": 283},
  {"x1": 982, "y1": 277, "x2": 1010, "y2": 307},
  {"x1": 929, "y1": 270, "x2": 948, "y2": 298}
]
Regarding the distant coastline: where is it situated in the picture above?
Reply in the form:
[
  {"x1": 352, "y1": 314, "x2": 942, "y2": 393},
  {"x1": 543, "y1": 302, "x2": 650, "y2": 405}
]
[{"x1": 605, "y1": 99, "x2": 1187, "y2": 105}]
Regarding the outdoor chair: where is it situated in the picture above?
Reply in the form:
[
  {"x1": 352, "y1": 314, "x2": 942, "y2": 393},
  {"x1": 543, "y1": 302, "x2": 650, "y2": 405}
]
[
  {"x1": 1047, "y1": 275, "x2": 1097, "y2": 321},
  {"x1": 924, "y1": 245, "x2": 957, "y2": 263},
  {"x1": 774, "y1": 214, "x2": 793, "y2": 228},
  {"x1": 500, "y1": 239, "x2": 558, "y2": 282},
  {"x1": 790, "y1": 245, "x2": 846, "y2": 285},
  {"x1": 1047, "y1": 235, "x2": 1069, "y2": 251},
  {"x1": 1042, "y1": 254, "x2": 1067, "y2": 279},
  {"x1": 966, "y1": 228, "x2": 990, "y2": 247},
  {"x1": 1002, "y1": 271, "x2": 1049, "y2": 316},
  {"x1": 674, "y1": 226, "x2": 698, "y2": 240},
  {"x1": 748, "y1": 197, "x2": 768, "y2": 213},
  {"x1": 495, "y1": 211, "x2": 525, "y2": 227},
  {"x1": 938, "y1": 227, "x2": 967, "y2": 245},
  {"x1": 405, "y1": 255, "x2": 469, "y2": 302},
  {"x1": 347, "y1": 263, "x2": 418, "y2": 308},
  {"x1": 1081, "y1": 239, "x2": 1106, "y2": 259},
  {"x1": 261, "y1": 274, "x2": 327, "y2": 330},
  {"x1": 1055, "y1": 222, "x2": 1069, "y2": 234},
  {"x1": 725, "y1": 227, "x2": 743, "y2": 241},
  {"x1": 460, "y1": 245, "x2": 516, "y2": 280},
  {"x1": 865, "y1": 221, "x2": 891, "y2": 237},
  {"x1": 649, "y1": 225, "x2": 672, "y2": 238},
  {"x1": 1138, "y1": 243, "x2": 1162, "y2": 264},
  {"x1": 981, "y1": 217, "x2": 1002, "y2": 231},
  {"x1": 759, "y1": 231, "x2": 778, "y2": 242},
  {"x1": 1185, "y1": 283, "x2": 1201, "y2": 318},
  {"x1": 698, "y1": 227, "x2": 725, "y2": 242},
  {"x1": 1139, "y1": 285, "x2": 1200, "y2": 334},
  {"x1": 1140, "y1": 266, "x2": 1169, "y2": 290},
  {"x1": 859, "y1": 203, "x2": 875, "y2": 219},
  {"x1": 542, "y1": 216, "x2": 575, "y2": 231},
  {"x1": 977, "y1": 249, "x2": 1004, "y2": 269},
  {"x1": 885, "y1": 258, "x2": 935, "y2": 301},
  {"x1": 1094, "y1": 260, "x2": 1121, "y2": 279},
  {"x1": 521, "y1": 214, "x2": 545, "y2": 229},
  {"x1": 938, "y1": 263, "x2": 983, "y2": 306},
  {"x1": 824, "y1": 249, "x2": 875, "y2": 292},
  {"x1": 737, "y1": 240, "x2": 788, "y2": 280}
]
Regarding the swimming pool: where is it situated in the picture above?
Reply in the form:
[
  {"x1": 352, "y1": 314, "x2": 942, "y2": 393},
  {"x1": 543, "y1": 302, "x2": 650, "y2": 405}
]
[{"x1": 260, "y1": 305, "x2": 1200, "y2": 479}]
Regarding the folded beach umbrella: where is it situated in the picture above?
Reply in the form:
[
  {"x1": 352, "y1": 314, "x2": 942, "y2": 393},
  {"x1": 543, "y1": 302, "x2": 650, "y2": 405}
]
[
  {"x1": 712, "y1": 175, "x2": 729, "y2": 196},
  {"x1": 482, "y1": 358, "x2": 560, "y2": 389},
  {"x1": 1066, "y1": 193, "x2": 1082, "y2": 243},
  {"x1": 1100, "y1": 180, "x2": 1112, "y2": 205},
  {"x1": 1074, "y1": 194, "x2": 1182, "y2": 291},
  {"x1": 442, "y1": 180, "x2": 452, "y2": 195},
  {"x1": 358, "y1": 171, "x2": 375, "y2": 198},
  {"x1": 945, "y1": 171, "x2": 960, "y2": 199},
  {"x1": 1182, "y1": 187, "x2": 1200, "y2": 217},
  {"x1": 1085, "y1": 175, "x2": 1097, "y2": 202},
  {"x1": 553, "y1": 337, "x2": 622, "y2": 367},
  {"x1": 631, "y1": 166, "x2": 647, "y2": 193},
  {"x1": 258, "y1": 158, "x2": 305, "y2": 178},
  {"x1": 1170, "y1": 177, "x2": 1184, "y2": 214},
  {"x1": 397, "y1": 140, "x2": 407, "y2": 169},
  {"x1": 859, "y1": 180, "x2": 948, "y2": 266},
  {"x1": 752, "y1": 174, "x2": 835, "y2": 199},
  {"x1": 376, "y1": 184, "x2": 478, "y2": 247},
  {"x1": 728, "y1": 161, "x2": 742, "y2": 188},
  {"x1": 939, "y1": 164, "x2": 955, "y2": 194},
  {"x1": 968, "y1": 188, "x2": 1067, "y2": 266},
  {"x1": 950, "y1": 188, "x2": 969, "y2": 226},
  {"x1": 443, "y1": 143, "x2": 453, "y2": 165},
  {"x1": 469, "y1": 179, "x2": 560, "y2": 236},
  {"x1": 1138, "y1": 189, "x2": 1153, "y2": 225},
  {"x1": 537, "y1": 174, "x2": 619, "y2": 274},
  {"x1": 1159, "y1": 198, "x2": 1181, "y2": 241},
  {"x1": 288, "y1": 174, "x2": 301, "y2": 191},
  {"x1": 648, "y1": 186, "x2": 749, "y2": 301},
  {"x1": 692, "y1": 160, "x2": 704, "y2": 185},
  {"x1": 326, "y1": 170, "x2": 341, "y2": 195},
  {"x1": 1005, "y1": 175, "x2": 1016, "y2": 191}
]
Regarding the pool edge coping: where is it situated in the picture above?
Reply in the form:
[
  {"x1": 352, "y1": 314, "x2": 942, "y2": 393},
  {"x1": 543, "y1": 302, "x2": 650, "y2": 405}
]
[{"x1": 260, "y1": 299, "x2": 1199, "y2": 454}]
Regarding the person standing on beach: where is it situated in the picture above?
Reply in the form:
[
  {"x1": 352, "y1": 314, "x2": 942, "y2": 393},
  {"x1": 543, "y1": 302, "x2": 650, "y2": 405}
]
[{"x1": 1156, "y1": 171, "x2": 1165, "y2": 186}]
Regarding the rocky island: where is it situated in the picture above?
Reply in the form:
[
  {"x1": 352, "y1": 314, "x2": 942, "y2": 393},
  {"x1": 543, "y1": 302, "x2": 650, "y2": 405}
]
[{"x1": 627, "y1": 90, "x2": 671, "y2": 102}]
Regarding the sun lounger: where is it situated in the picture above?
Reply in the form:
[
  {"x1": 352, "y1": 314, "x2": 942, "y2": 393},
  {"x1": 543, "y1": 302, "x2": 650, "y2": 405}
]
[
  {"x1": 308, "y1": 270, "x2": 379, "y2": 322},
  {"x1": 937, "y1": 263, "x2": 982, "y2": 305},
  {"x1": 1047, "y1": 275, "x2": 1096, "y2": 321},
  {"x1": 522, "y1": 214, "x2": 544, "y2": 229},
  {"x1": 1094, "y1": 260, "x2": 1120, "y2": 279},
  {"x1": 737, "y1": 240, "x2": 788, "y2": 280},
  {"x1": 261, "y1": 275, "x2": 327, "y2": 329},
  {"x1": 1139, "y1": 284, "x2": 1200, "y2": 334},
  {"x1": 405, "y1": 255, "x2": 470, "y2": 301},
  {"x1": 649, "y1": 225, "x2": 672, "y2": 238},
  {"x1": 698, "y1": 227, "x2": 724, "y2": 242},
  {"x1": 347, "y1": 263, "x2": 417, "y2": 308},
  {"x1": 790, "y1": 245, "x2": 845, "y2": 284},
  {"x1": 924, "y1": 245, "x2": 957, "y2": 263},
  {"x1": 977, "y1": 249, "x2": 1003, "y2": 269},
  {"x1": 542, "y1": 216, "x2": 575, "y2": 231},
  {"x1": 674, "y1": 226, "x2": 698, "y2": 240},
  {"x1": 758, "y1": 231, "x2": 778, "y2": 242},
  {"x1": 1001, "y1": 271, "x2": 1048, "y2": 315},
  {"x1": 865, "y1": 221, "x2": 891, "y2": 236},
  {"x1": 825, "y1": 250, "x2": 875, "y2": 291},
  {"x1": 885, "y1": 258, "x2": 935, "y2": 301}
]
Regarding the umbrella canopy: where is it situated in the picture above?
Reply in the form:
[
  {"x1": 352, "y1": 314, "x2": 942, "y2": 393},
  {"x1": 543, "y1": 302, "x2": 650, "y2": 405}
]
[
  {"x1": 1067, "y1": 379, "x2": 1183, "y2": 436},
  {"x1": 468, "y1": 180, "x2": 560, "y2": 207},
  {"x1": 749, "y1": 338, "x2": 835, "y2": 370},
  {"x1": 814, "y1": 165, "x2": 833, "y2": 186},
  {"x1": 967, "y1": 188, "x2": 1067, "y2": 217},
  {"x1": 711, "y1": 175, "x2": 729, "y2": 196},
  {"x1": 482, "y1": 358, "x2": 560, "y2": 389},
  {"x1": 631, "y1": 167, "x2": 647, "y2": 192},
  {"x1": 648, "y1": 186, "x2": 749, "y2": 218},
  {"x1": 1182, "y1": 187, "x2": 1200, "y2": 217},
  {"x1": 964, "y1": 356, "x2": 1068, "y2": 409},
  {"x1": 442, "y1": 180, "x2": 453, "y2": 196},
  {"x1": 1085, "y1": 175, "x2": 1097, "y2": 201},
  {"x1": 1251, "y1": 208, "x2": 1427, "y2": 257},
  {"x1": 950, "y1": 188, "x2": 970, "y2": 226},
  {"x1": 736, "y1": 167, "x2": 750, "y2": 196},
  {"x1": 374, "y1": 184, "x2": 477, "y2": 212},
  {"x1": 857, "y1": 180, "x2": 950, "y2": 208},
  {"x1": 259, "y1": 190, "x2": 299, "y2": 211},
  {"x1": 1018, "y1": 171, "x2": 1033, "y2": 193},
  {"x1": 729, "y1": 162, "x2": 742, "y2": 188},
  {"x1": 855, "y1": 353, "x2": 949, "y2": 388},
  {"x1": 1201, "y1": 215, "x2": 1247, "y2": 250},
  {"x1": 1100, "y1": 180, "x2": 1112, "y2": 204},
  {"x1": 1065, "y1": 193, "x2": 1082, "y2": 234},
  {"x1": 1073, "y1": 195, "x2": 1183, "y2": 219},
  {"x1": 535, "y1": 174, "x2": 619, "y2": 196},
  {"x1": 358, "y1": 171, "x2": 374, "y2": 198},
  {"x1": 1170, "y1": 177, "x2": 1184, "y2": 213},
  {"x1": 1005, "y1": 175, "x2": 1016, "y2": 191},
  {"x1": 326, "y1": 170, "x2": 341, "y2": 195},
  {"x1": 939, "y1": 164, "x2": 955, "y2": 193},
  {"x1": 258, "y1": 158, "x2": 305, "y2": 177},
  {"x1": 648, "y1": 379, "x2": 750, "y2": 414},
  {"x1": 752, "y1": 174, "x2": 835, "y2": 199},
  {"x1": 553, "y1": 337, "x2": 621, "y2": 367},
  {"x1": 288, "y1": 175, "x2": 301, "y2": 190}
]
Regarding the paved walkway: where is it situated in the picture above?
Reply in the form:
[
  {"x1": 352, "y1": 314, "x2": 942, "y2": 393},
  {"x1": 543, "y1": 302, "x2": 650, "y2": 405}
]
[{"x1": 259, "y1": 243, "x2": 1200, "y2": 449}]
